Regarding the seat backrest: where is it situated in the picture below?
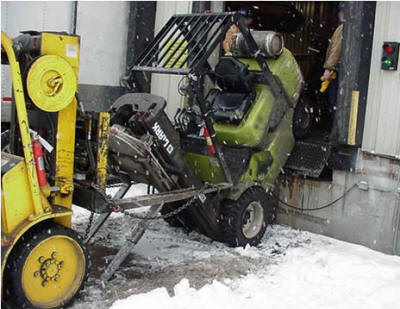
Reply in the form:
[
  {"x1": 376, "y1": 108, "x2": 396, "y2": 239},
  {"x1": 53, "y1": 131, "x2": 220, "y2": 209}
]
[{"x1": 215, "y1": 57, "x2": 253, "y2": 93}]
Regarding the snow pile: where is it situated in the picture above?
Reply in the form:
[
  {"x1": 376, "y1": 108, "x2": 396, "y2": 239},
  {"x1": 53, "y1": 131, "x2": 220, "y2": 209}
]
[
  {"x1": 71, "y1": 190, "x2": 400, "y2": 309},
  {"x1": 110, "y1": 229, "x2": 400, "y2": 309},
  {"x1": 234, "y1": 244, "x2": 262, "y2": 259}
]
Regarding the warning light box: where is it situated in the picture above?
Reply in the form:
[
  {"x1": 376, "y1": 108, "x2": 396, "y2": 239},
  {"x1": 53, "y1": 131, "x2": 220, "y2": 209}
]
[{"x1": 381, "y1": 41, "x2": 399, "y2": 71}]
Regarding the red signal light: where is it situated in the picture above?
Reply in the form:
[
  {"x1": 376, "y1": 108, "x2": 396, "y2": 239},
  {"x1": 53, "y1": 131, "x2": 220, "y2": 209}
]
[{"x1": 383, "y1": 44, "x2": 394, "y2": 54}]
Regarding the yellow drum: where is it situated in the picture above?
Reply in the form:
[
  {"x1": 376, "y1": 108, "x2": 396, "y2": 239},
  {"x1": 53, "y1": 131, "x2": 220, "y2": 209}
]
[{"x1": 26, "y1": 55, "x2": 77, "y2": 112}]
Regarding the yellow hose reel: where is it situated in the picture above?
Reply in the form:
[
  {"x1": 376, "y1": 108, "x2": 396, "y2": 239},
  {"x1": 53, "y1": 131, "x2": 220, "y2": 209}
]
[{"x1": 26, "y1": 55, "x2": 77, "y2": 112}]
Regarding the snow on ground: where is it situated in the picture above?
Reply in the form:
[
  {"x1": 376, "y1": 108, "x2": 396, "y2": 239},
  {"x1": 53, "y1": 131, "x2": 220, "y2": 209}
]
[
  {"x1": 71, "y1": 185, "x2": 400, "y2": 309},
  {"x1": 110, "y1": 228, "x2": 400, "y2": 309}
]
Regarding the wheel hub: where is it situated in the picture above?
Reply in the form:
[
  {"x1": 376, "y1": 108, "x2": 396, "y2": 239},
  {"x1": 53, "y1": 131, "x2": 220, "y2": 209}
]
[
  {"x1": 297, "y1": 107, "x2": 311, "y2": 129},
  {"x1": 34, "y1": 252, "x2": 64, "y2": 286},
  {"x1": 20, "y1": 233, "x2": 86, "y2": 308},
  {"x1": 241, "y1": 201, "x2": 264, "y2": 239}
]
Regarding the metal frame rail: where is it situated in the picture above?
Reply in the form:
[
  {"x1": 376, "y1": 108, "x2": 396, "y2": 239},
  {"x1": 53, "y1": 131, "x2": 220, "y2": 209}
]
[
  {"x1": 116, "y1": 182, "x2": 232, "y2": 209},
  {"x1": 88, "y1": 182, "x2": 232, "y2": 282}
]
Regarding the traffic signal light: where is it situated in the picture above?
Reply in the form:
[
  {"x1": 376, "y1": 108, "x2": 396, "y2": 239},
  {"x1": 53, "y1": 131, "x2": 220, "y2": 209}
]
[{"x1": 381, "y1": 42, "x2": 399, "y2": 71}]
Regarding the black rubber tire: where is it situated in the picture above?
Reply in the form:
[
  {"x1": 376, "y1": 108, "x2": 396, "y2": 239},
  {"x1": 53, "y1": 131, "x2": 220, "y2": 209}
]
[
  {"x1": 293, "y1": 97, "x2": 313, "y2": 139},
  {"x1": 3, "y1": 221, "x2": 89, "y2": 309},
  {"x1": 220, "y1": 186, "x2": 273, "y2": 247}
]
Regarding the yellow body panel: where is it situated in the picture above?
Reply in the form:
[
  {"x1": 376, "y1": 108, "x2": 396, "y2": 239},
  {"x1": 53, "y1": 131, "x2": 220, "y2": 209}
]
[
  {"x1": 40, "y1": 32, "x2": 80, "y2": 75},
  {"x1": 53, "y1": 100, "x2": 78, "y2": 227},
  {"x1": 38, "y1": 33, "x2": 80, "y2": 227},
  {"x1": 2, "y1": 160, "x2": 36, "y2": 233},
  {"x1": 1, "y1": 32, "x2": 44, "y2": 217},
  {"x1": 96, "y1": 112, "x2": 110, "y2": 189}
]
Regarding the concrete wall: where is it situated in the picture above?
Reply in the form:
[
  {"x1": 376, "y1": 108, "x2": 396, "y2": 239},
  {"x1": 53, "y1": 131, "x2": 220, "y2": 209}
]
[
  {"x1": 76, "y1": 1, "x2": 129, "y2": 86},
  {"x1": 278, "y1": 154, "x2": 400, "y2": 255},
  {"x1": 1, "y1": 1, "x2": 129, "y2": 89},
  {"x1": 151, "y1": 1, "x2": 192, "y2": 119},
  {"x1": 362, "y1": 2, "x2": 400, "y2": 158}
]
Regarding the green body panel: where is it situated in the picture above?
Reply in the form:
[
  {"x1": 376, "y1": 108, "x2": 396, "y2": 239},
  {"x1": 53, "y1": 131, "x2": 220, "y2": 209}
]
[
  {"x1": 244, "y1": 48, "x2": 302, "y2": 101},
  {"x1": 214, "y1": 84, "x2": 274, "y2": 147},
  {"x1": 237, "y1": 109, "x2": 294, "y2": 192},
  {"x1": 185, "y1": 48, "x2": 301, "y2": 199},
  {"x1": 186, "y1": 152, "x2": 225, "y2": 184},
  {"x1": 186, "y1": 109, "x2": 294, "y2": 198},
  {"x1": 214, "y1": 48, "x2": 302, "y2": 148}
]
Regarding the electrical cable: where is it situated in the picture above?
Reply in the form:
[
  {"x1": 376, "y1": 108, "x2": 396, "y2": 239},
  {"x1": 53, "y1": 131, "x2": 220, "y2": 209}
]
[{"x1": 270, "y1": 183, "x2": 358, "y2": 212}]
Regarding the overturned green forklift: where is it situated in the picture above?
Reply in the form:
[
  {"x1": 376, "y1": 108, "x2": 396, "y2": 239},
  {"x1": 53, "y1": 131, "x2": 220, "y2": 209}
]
[
  {"x1": 63, "y1": 11, "x2": 303, "y2": 282},
  {"x1": 102, "y1": 11, "x2": 303, "y2": 255}
]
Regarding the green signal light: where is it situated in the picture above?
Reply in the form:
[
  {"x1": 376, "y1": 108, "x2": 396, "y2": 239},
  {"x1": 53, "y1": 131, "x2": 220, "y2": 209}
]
[{"x1": 382, "y1": 57, "x2": 392, "y2": 67}]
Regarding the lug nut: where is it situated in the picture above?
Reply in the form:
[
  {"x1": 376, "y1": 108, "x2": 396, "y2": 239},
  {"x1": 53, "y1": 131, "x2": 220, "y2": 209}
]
[
  {"x1": 34, "y1": 271, "x2": 40, "y2": 278},
  {"x1": 38, "y1": 256, "x2": 45, "y2": 263},
  {"x1": 51, "y1": 252, "x2": 57, "y2": 259}
]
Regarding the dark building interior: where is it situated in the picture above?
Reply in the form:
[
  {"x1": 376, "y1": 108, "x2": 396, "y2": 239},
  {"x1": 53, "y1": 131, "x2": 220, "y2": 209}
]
[
  {"x1": 225, "y1": 1, "x2": 342, "y2": 179},
  {"x1": 226, "y1": 1, "x2": 340, "y2": 140}
]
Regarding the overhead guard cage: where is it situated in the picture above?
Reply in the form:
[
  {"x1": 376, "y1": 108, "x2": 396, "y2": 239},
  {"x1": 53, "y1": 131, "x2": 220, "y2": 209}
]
[
  {"x1": 130, "y1": 12, "x2": 236, "y2": 76},
  {"x1": 126, "y1": 12, "x2": 293, "y2": 106}
]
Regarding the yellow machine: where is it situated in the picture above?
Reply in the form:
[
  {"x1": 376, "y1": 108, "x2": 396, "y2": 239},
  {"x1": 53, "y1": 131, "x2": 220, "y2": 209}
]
[{"x1": 1, "y1": 31, "x2": 89, "y2": 308}]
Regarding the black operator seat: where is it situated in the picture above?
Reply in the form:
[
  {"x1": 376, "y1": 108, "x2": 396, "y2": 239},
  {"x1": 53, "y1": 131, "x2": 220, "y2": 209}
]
[{"x1": 211, "y1": 57, "x2": 255, "y2": 124}]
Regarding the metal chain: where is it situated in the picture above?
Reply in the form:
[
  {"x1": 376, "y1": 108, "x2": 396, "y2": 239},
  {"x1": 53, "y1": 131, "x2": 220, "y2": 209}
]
[
  {"x1": 84, "y1": 211, "x2": 95, "y2": 239},
  {"x1": 90, "y1": 183, "x2": 199, "y2": 221},
  {"x1": 120, "y1": 196, "x2": 197, "y2": 220}
]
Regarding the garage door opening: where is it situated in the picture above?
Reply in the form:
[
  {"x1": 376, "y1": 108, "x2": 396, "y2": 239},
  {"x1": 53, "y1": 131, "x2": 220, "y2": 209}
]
[{"x1": 225, "y1": 1, "x2": 354, "y2": 180}]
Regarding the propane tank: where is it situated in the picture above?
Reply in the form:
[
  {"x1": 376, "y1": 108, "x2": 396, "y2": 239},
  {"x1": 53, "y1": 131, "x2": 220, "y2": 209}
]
[
  {"x1": 32, "y1": 138, "x2": 50, "y2": 197},
  {"x1": 234, "y1": 31, "x2": 284, "y2": 58}
]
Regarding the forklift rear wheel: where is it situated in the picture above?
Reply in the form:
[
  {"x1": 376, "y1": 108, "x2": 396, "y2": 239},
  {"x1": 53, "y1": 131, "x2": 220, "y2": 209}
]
[
  {"x1": 293, "y1": 96, "x2": 313, "y2": 139},
  {"x1": 4, "y1": 222, "x2": 89, "y2": 308},
  {"x1": 220, "y1": 187, "x2": 273, "y2": 247}
]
